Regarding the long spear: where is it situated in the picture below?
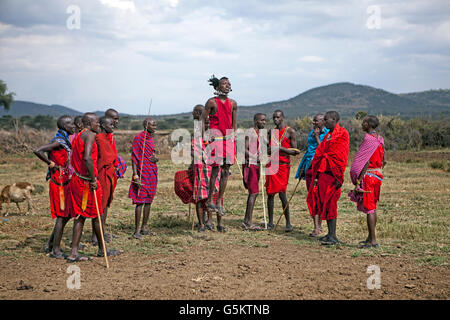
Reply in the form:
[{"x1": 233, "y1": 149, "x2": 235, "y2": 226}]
[
  {"x1": 260, "y1": 161, "x2": 267, "y2": 229},
  {"x1": 93, "y1": 192, "x2": 109, "y2": 268},
  {"x1": 136, "y1": 99, "x2": 152, "y2": 198},
  {"x1": 274, "y1": 148, "x2": 302, "y2": 231},
  {"x1": 274, "y1": 176, "x2": 301, "y2": 231}
]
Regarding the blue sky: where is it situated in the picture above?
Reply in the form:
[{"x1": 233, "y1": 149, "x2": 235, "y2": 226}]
[{"x1": 0, "y1": 0, "x2": 449, "y2": 115}]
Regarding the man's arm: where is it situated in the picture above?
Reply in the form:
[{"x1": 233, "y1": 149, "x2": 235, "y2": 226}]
[
  {"x1": 201, "y1": 98, "x2": 215, "y2": 136},
  {"x1": 82, "y1": 132, "x2": 97, "y2": 190},
  {"x1": 279, "y1": 127, "x2": 300, "y2": 156},
  {"x1": 231, "y1": 99, "x2": 237, "y2": 132},
  {"x1": 33, "y1": 141, "x2": 62, "y2": 167}
]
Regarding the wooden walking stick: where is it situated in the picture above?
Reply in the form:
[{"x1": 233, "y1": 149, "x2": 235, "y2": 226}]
[
  {"x1": 93, "y1": 191, "x2": 110, "y2": 269},
  {"x1": 260, "y1": 161, "x2": 267, "y2": 229},
  {"x1": 191, "y1": 203, "x2": 196, "y2": 232},
  {"x1": 136, "y1": 99, "x2": 152, "y2": 198},
  {"x1": 274, "y1": 178, "x2": 301, "y2": 231}
]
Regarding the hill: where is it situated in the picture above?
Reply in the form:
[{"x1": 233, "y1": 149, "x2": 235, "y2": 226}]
[
  {"x1": 0, "y1": 101, "x2": 83, "y2": 117},
  {"x1": 237, "y1": 82, "x2": 450, "y2": 119},
  {"x1": 2, "y1": 83, "x2": 449, "y2": 120}
]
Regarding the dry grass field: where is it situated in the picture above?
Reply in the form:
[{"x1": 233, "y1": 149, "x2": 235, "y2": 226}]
[{"x1": 0, "y1": 149, "x2": 449, "y2": 300}]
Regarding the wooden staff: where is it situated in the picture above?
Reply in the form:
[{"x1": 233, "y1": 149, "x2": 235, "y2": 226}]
[
  {"x1": 274, "y1": 178, "x2": 301, "y2": 231},
  {"x1": 191, "y1": 203, "x2": 196, "y2": 232},
  {"x1": 93, "y1": 191, "x2": 110, "y2": 269},
  {"x1": 260, "y1": 161, "x2": 267, "y2": 229},
  {"x1": 137, "y1": 99, "x2": 152, "y2": 198}
]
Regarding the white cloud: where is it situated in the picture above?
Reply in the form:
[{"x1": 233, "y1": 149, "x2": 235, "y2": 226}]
[
  {"x1": 298, "y1": 56, "x2": 325, "y2": 63},
  {"x1": 0, "y1": 0, "x2": 449, "y2": 114},
  {"x1": 99, "y1": 0, "x2": 136, "y2": 12}
]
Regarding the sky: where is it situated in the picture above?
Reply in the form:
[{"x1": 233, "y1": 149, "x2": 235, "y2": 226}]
[{"x1": 0, "y1": 0, "x2": 449, "y2": 115}]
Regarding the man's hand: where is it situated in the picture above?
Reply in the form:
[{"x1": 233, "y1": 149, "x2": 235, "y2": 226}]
[
  {"x1": 335, "y1": 179, "x2": 342, "y2": 190},
  {"x1": 314, "y1": 127, "x2": 321, "y2": 137},
  {"x1": 298, "y1": 168, "x2": 305, "y2": 180},
  {"x1": 150, "y1": 155, "x2": 159, "y2": 163},
  {"x1": 132, "y1": 175, "x2": 141, "y2": 186},
  {"x1": 89, "y1": 179, "x2": 98, "y2": 191}
]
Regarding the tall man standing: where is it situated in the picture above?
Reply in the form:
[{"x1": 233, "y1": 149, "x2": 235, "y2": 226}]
[
  {"x1": 242, "y1": 113, "x2": 266, "y2": 231},
  {"x1": 201, "y1": 75, "x2": 237, "y2": 222},
  {"x1": 67, "y1": 113, "x2": 122, "y2": 262},
  {"x1": 295, "y1": 113, "x2": 329, "y2": 237},
  {"x1": 34, "y1": 116, "x2": 75, "y2": 258},
  {"x1": 129, "y1": 117, "x2": 159, "y2": 239},
  {"x1": 91, "y1": 116, "x2": 118, "y2": 245},
  {"x1": 265, "y1": 110, "x2": 300, "y2": 232},
  {"x1": 307, "y1": 111, "x2": 349, "y2": 246}
]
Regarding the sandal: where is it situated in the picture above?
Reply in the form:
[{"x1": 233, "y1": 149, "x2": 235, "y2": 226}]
[
  {"x1": 49, "y1": 252, "x2": 67, "y2": 259},
  {"x1": 285, "y1": 225, "x2": 294, "y2": 233},
  {"x1": 309, "y1": 229, "x2": 322, "y2": 237},
  {"x1": 358, "y1": 242, "x2": 379, "y2": 249},
  {"x1": 97, "y1": 249, "x2": 123, "y2": 257},
  {"x1": 67, "y1": 255, "x2": 92, "y2": 263},
  {"x1": 321, "y1": 238, "x2": 340, "y2": 246},
  {"x1": 140, "y1": 230, "x2": 157, "y2": 236},
  {"x1": 319, "y1": 234, "x2": 330, "y2": 242},
  {"x1": 205, "y1": 223, "x2": 214, "y2": 231},
  {"x1": 217, "y1": 225, "x2": 227, "y2": 233},
  {"x1": 132, "y1": 233, "x2": 142, "y2": 240},
  {"x1": 265, "y1": 223, "x2": 274, "y2": 230},
  {"x1": 242, "y1": 222, "x2": 263, "y2": 231}
]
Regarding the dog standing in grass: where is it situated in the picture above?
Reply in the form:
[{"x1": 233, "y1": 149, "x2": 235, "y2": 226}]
[{"x1": 0, "y1": 182, "x2": 35, "y2": 216}]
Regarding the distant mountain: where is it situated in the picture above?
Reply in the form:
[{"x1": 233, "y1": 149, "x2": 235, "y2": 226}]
[
  {"x1": 237, "y1": 82, "x2": 450, "y2": 119},
  {"x1": 2, "y1": 83, "x2": 449, "y2": 119},
  {"x1": 0, "y1": 101, "x2": 133, "y2": 118},
  {"x1": 0, "y1": 101, "x2": 83, "y2": 117}
]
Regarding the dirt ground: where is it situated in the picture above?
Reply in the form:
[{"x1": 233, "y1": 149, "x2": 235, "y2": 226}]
[
  {"x1": 0, "y1": 228, "x2": 448, "y2": 300},
  {"x1": 0, "y1": 151, "x2": 449, "y2": 300}
]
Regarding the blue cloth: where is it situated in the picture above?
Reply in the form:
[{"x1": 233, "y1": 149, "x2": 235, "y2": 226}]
[
  {"x1": 295, "y1": 127, "x2": 329, "y2": 179},
  {"x1": 46, "y1": 129, "x2": 72, "y2": 181},
  {"x1": 116, "y1": 155, "x2": 127, "y2": 178}
]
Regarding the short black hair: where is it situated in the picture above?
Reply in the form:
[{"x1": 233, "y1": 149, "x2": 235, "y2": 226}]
[
  {"x1": 74, "y1": 115, "x2": 82, "y2": 124},
  {"x1": 82, "y1": 113, "x2": 98, "y2": 126},
  {"x1": 99, "y1": 116, "x2": 113, "y2": 126},
  {"x1": 105, "y1": 108, "x2": 118, "y2": 117},
  {"x1": 57, "y1": 115, "x2": 73, "y2": 130},
  {"x1": 365, "y1": 115, "x2": 379, "y2": 129},
  {"x1": 325, "y1": 111, "x2": 340, "y2": 122},
  {"x1": 273, "y1": 109, "x2": 285, "y2": 117},
  {"x1": 254, "y1": 113, "x2": 266, "y2": 121}
]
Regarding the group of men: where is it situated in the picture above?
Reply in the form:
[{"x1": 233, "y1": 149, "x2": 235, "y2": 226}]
[
  {"x1": 179, "y1": 76, "x2": 385, "y2": 248},
  {"x1": 34, "y1": 109, "x2": 129, "y2": 262},
  {"x1": 35, "y1": 75, "x2": 385, "y2": 263}
]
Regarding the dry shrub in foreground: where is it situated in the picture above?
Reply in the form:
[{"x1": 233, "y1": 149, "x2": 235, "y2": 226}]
[
  {"x1": 0, "y1": 129, "x2": 53, "y2": 155},
  {"x1": 0, "y1": 128, "x2": 173, "y2": 156}
]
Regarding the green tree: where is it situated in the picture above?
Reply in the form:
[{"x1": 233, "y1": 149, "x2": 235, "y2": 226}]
[{"x1": 0, "y1": 80, "x2": 15, "y2": 111}]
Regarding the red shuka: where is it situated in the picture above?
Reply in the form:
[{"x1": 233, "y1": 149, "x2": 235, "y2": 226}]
[
  {"x1": 208, "y1": 97, "x2": 235, "y2": 166},
  {"x1": 307, "y1": 123, "x2": 349, "y2": 220},
  {"x1": 67, "y1": 131, "x2": 103, "y2": 218},
  {"x1": 96, "y1": 133, "x2": 118, "y2": 210},
  {"x1": 49, "y1": 148, "x2": 70, "y2": 219},
  {"x1": 265, "y1": 126, "x2": 292, "y2": 195}
]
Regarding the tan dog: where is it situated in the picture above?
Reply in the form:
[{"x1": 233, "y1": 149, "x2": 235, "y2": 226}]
[{"x1": 0, "y1": 182, "x2": 35, "y2": 217}]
